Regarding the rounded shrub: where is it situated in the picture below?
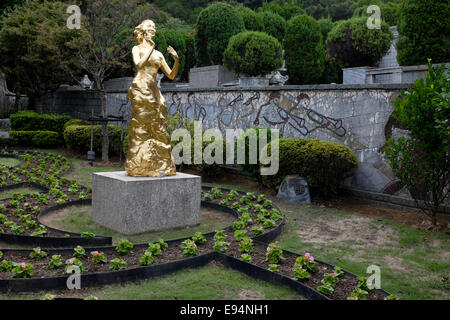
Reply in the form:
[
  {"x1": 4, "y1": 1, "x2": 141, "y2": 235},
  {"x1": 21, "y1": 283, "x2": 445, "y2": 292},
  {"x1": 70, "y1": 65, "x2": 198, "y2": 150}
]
[
  {"x1": 157, "y1": 29, "x2": 187, "y2": 79},
  {"x1": 317, "y1": 18, "x2": 334, "y2": 41},
  {"x1": 236, "y1": 6, "x2": 263, "y2": 31},
  {"x1": 10, "y1": 111, "x2": 71, "y2": 134},
  {"x1": 284, "y1": 15, "x2": 325, "y2": 84},
  {"x1": 256, "y1": 11, "x2": 286, "y2": 44},
  {"x1": 257, "y1": 1, "x2": 305, "y2": 21},
  {"x1": 261, "y1": 138, "x2": 358, "y2": 198},
  {"x1": 396, "y1": 0, "x2": 450, "y2": 66},
  {"x1": 223, "y1": 31, "x2": 283, "y2": 77},
  {"x1": 194, "y1": 3, "x2": 245, "y2": 66},
  {"x1": 9, "y1": 130, "x2": 62, "y2": 147},
  {"x1": 326, "y1": 17, "x2": 392, "y2": 68},
  {"x1": 181, "y1": 32, "x2": 195, "y2": 82},
  {"x1": 353, "y1": 1, "x2": 401, "y2": 26}
]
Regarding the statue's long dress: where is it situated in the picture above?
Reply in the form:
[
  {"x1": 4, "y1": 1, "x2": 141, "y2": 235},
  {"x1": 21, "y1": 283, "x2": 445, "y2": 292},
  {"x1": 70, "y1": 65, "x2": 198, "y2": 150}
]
[{"x1": 125, "y1": 51, "x2": 176, "y2": 177}]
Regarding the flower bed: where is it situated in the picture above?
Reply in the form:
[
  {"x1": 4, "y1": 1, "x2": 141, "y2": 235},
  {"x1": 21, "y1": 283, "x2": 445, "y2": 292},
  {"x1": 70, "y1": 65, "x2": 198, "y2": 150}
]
[{"x1": 0, "y1": 149, "x2": 395, "y2": 300}]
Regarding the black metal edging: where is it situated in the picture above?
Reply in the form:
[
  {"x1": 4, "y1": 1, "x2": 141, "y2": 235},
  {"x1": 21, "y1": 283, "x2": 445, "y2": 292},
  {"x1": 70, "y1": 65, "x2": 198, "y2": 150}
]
[{"x1": 0, "y1": 251, "x2": 216, "y2": 293}]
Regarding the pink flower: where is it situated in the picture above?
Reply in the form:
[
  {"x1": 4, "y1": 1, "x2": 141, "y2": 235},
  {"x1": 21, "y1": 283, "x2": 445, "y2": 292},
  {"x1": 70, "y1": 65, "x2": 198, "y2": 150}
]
[
  {"x1": 24, "y1": 202, "x2": 29, "y2": 206},
  {"x1": 21, "y1": 262, "x2": 26, "y2": 269},
  {"x1": 267, "y1": 247, "x2": 270, "y2": 252},
  {"x1": 309, "y1": 257, "x2": 314, "y2": 263},
  {"x1": 304, "y1": 262, "x2": 307, "y2": 265},
  {"x1": 333, "y1": 272, "x2": 336, "y2": 276},
  {"x1": 33, "y1": 206, "x2": 39, "y2": 209},
  {"x1": 76, "y1": 245, "x2": 81, "y2": 249},
  {"x1": 93, "y1": 251, "x2": 99, "y2": 257},
  {"x1": 354, "y1": 297, "x2": 358, "y2": 300},
  {"x1": 273, "y1": 244, "x2": 277, "y2": 248},
  {"x1": 69, "y1": 259, "x2": 74, "y2": 265},
  {"x1": 305, "y1": 253, "x2": 310, "y2": 259},
  {"x1": 36, "y1": 249, "x2": 41, "y2": 254}
]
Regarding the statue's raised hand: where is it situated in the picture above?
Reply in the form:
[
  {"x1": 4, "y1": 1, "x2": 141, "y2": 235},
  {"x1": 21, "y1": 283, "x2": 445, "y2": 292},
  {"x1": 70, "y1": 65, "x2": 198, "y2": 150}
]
[{"x1": 167, "y1": 46, "x2": 178, "y2": 60}]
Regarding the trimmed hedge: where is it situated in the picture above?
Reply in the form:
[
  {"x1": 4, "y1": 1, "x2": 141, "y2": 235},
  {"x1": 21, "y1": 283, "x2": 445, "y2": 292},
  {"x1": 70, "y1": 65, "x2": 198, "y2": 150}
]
[
  {"x1": 64, "y1": 124, "x2": 126, "y2": 156},
  {"x1": 256, "y1": 11, "x2": 286, "y2": 44},
  {"x1": 284, "y1": 15, "x2": 325, "y2": 85},
  {"x1": 236, "y1": 6, "x2": 263, "y2": 32},
  {"x1": 194, "y1": 2, "x2": 245, "y2": 66},
  {"x1": 261, "y1": 138, "x2": 358, "y2": 198},
  {"x1": 9, "y1": 130, "x2": 63, "y2": 147},
  {"x1": 396, "y1": 0, "x2": 450, "y2": 66},
  {"x1": 10, "y1": 111, "x2": 71, "y2": 134},
  {"x1": 326, "y1": 17, "x2": 392, "y2": 68},
  {"x1": 257, "y1": 1, "x2": 306, "y2": 21},
  {"x1": 223, "y1": 31, "x2": 283, "y2": 77}
]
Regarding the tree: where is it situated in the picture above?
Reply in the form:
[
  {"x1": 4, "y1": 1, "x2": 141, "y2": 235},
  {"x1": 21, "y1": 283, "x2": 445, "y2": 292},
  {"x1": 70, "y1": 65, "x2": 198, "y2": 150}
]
[
  {"x1": 326, "y1": 17, "x2": 392, "y2": 68},
  {"x1": 194, "y1": 2, "x2": 245, "y2": 66},
  {"x1": 284, "y1": 15, "x2": 325, "y2": 84},
  {"x1": 0, "y1": 0, "x2": 81, "y2": 111},
  {"x1": 67, "y1": 0, "x2": 160, "y2": 162},
  {"x1": 396, "y1": 0, "x2": 450, "y2": 66},
  {"x1": 384, "y1": 61, "x2": 449, "y2": 226}
]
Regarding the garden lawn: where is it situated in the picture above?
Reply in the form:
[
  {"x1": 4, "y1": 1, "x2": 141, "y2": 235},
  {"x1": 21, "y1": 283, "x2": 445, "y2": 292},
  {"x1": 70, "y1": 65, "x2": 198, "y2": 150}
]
[{"x1": 0, "y1": 262, "x2": 306, "y2": 300}]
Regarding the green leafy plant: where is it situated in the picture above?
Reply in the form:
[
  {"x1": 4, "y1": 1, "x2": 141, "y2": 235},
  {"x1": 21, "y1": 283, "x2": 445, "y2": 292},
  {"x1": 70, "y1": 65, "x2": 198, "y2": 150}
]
[
  {"x1": 238, "y1": 237, "x2": 254, "y2": 254},
  {"x1": 12, "y1": 262, "x2": 34, "y2": 278},
  {"x1": 214, "y1": 230, "x2": 227, "y2": 242},
  {"x1": 181, "y1": 239, "x2": 199, "y2": 257},
  {"x1": 384, "y1": 295, "x2": 399, "y2": 300},
  {"x1": 293, "y1": 265, "x2": 311, "y2": 281},
  {"x1": 31, "y1": 225, "x2": 47, "y2": 237},
  {"x1": 317, "y1": 283, "x2": 334, "y2": 296},
  {"x1": 146, "y1": 243, "x2": 162, "y2": 257},
  {"x1": 265, "y1": 241, "x2": 285, "y2": 264},
  {"x1": 192, "y1": 232, "x2": 206, "y2": 245},
  {"x1": 0, "y1": 260, "x2": 14, "y2": 272},
  {"x1": 115, "y1": 239, "x2": 134, "y2": 255},
  {"x1": 110, "y1": 258, "x2": 127, "y2": 271},
  {"x1": 84, "y1": 295, "x2": 99, "y2": 300},
  {"x1": 232, "y1": 220, "x2": 246, "y2": 231},
  {"x1": 252, "y1": 225, "x2": 264, "y2": 236},
  {"x1": 213, "y1": 240, "x2": 229, "y2": 253},
  {"x1": 268, "y1": 264, "x2": 280, "y2": 272},
  {"x1": 65, "y1": 258, "x2": 85, "y2": 274},
  {"x1": 227, "y1": 190, "x2": 239, "y2": 201},
  {"x1": 11, "y1": 224, "x2": 24, "y2": 235},
  {"x1": 210, "y1": 187, "x2": 223, "y2": 199},
  {"x1": 73, "y1": 245, "x2": 86, "y2": 258},
  {"x1": 29, "y1": 247, "x2": 47, "y2": 260},
  {"x1": 48, "y1": 255, "x2": 63, "y2": 269},
  {"x1": 295, "y1": 253, "x2": 316, "y2": 273},
  {"x1": 139, "y1": 252, "x2": 155, "y2": 266},
  {"x1": 348, "y1": 287, "x2": 368, "y2": 300},
  {"x1": 234, "y1": 229, "x2": 248, "y2": 241},
  {"x1": 81, "y1": 231, "x2": 95, "y2": 238},
  {"x1": 91, "y1": 251, "x2": 107, "y2": 264},
  {"x1": 240, "y1": 253, "x2": 252, "y2": 263}
]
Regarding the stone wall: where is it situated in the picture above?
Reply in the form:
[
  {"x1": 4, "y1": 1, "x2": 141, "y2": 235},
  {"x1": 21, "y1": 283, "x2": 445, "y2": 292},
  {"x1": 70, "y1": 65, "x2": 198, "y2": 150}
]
[{"x1": 107, "y1": 84, "x2": 409, "y2": 193}]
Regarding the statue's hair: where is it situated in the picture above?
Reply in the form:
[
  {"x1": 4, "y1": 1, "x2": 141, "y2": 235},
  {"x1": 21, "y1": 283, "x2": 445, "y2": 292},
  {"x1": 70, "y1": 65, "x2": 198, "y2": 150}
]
[{"x1": 133, "y1": 20, "x2": 155, "y2": 44}]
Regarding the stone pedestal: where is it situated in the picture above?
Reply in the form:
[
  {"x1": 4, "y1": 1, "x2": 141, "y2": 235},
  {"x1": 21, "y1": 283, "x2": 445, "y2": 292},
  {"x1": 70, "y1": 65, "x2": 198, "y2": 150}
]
[{"x1": 92, "y1": 171, "x2": 201, "y2": 235}]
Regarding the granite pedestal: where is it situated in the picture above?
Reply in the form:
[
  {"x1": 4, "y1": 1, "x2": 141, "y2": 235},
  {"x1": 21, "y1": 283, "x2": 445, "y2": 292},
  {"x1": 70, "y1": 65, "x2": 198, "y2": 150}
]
[{"x1": 92, "y1": 171, "x2": 201, "y2": 235}]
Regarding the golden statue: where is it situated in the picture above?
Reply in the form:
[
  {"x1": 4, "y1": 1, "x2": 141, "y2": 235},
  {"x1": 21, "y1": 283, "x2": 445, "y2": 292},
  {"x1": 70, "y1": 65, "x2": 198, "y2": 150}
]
[{"x1": 125, "y1": 20, "x2": 178, "y2": 177}]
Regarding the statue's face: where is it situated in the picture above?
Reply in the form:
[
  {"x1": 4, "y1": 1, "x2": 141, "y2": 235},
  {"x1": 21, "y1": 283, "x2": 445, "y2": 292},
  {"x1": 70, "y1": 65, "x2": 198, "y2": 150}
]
[{"x1": 143, "y1": 22, "x2": 156, "y2": 42}]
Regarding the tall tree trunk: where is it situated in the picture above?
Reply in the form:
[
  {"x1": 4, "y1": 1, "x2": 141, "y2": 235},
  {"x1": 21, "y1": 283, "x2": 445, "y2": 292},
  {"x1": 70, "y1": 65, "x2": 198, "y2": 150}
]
[{"x1": 100, "y1": 90, "x2": 109, "y2": 163}]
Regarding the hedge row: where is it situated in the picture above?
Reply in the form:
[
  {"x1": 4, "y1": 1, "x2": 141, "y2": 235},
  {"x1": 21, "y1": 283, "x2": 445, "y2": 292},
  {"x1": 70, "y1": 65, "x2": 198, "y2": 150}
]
[
  {"x1": 63, "y1": 124, "x2": 126, "y2": 156},
  {"x1": 10, "y1": 111, "x2": 71, "y2": 134},
  {"x1": 8, "y1": 130, "x2": 63, "y2": 147}
]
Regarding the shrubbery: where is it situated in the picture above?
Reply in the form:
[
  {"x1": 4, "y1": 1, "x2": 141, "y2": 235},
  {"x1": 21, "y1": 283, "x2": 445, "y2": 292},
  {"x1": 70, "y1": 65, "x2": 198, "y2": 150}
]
[
  {"x1": 9, "y1": 130, "x2": 63, "y2": 147},
  {"x1": 396, "y1": 0, "x2": 450, "y2": 66},
  {"x1": 326, "y1": 17, "x2": 392, "y2": 68},
  {"x1": 64, "y1": 124, "x2": 126, "y2": 156},
  {"x1": 257, "y1": 1, "x2": 305, "y2": 21},
  {"x1": 223, "y1": 31, "x2": 282, "y2": 77},
  {"x1": 236, "y1": 6, "x2": 263, "y2": 31},
  {"x1": 10, "y1": 111, "x2": 71, "y2": 134},
  {"x1": 261, "y1": 138, "x2": 358, "y2": 197},
  {"x1": 156, "y1": 29, "x2": 187, "y2": 80},
  {"x1": 352, "y1": 1, "x2": 401, "y2": 26},
  {"x1": 256, "y1": 11, "x2": 286, "y2": 44},
  {"x1": 194, "y1": 2, "x2": 244, "y2": 66},
  {"x1": 284, "y1": 15, "x2": 325, "y2": 84}
]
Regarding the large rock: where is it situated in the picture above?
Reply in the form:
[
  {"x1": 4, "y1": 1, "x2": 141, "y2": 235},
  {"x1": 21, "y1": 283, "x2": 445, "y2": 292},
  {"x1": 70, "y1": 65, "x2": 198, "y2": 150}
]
[
  {"x1": 277, "y1": 175, "x2": 311, "y2": 203},
  {"x1": 92, "y1": 171, "x2": 201, "y2": 234}
]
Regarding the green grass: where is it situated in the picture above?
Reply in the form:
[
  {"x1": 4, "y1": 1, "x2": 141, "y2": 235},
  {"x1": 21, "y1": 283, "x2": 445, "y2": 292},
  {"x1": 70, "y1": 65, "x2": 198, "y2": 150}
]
[
  {"x1": 0, "y1": 157, "x2": 20, "y2": 168},
  {"x1": 0, "y1": 262, "x2": 306, "y2": 300},
  {"x1": 0, "y1": 186, "x2": 42, "y2": 200},
  {"x1": 41, "y1": 204, "x2": 235, "y2": 245}
]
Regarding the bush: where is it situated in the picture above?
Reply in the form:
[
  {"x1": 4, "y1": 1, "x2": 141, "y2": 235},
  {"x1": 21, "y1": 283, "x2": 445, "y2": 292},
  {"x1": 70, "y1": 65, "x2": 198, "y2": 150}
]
[
  {"x1": 317, "y1": 18, "x2": 334, "y2": 41},
  {"x1": 261, "y1": 138, "x2": 358, "y2": 198},
  {"x1": 9, "y1": 130, "x2": 63, "y2": 147},
  {"x1": 63, "y1": 119, "x2": 89, "y2": 131},
  {"x1": 284, "y1": 15, "x2": 325, "y2": 84},
  {"x1": 64, "y1": 124, "x2": 126, "y2": 155},
  {"x1": 396, "y1": 0, "x2": 450, "y2": 66},
  {"x1": 326, "y1": 17, "x2": 392, "y2": 68},
  {"x1": 352, "y1": 1, "x2": 401, "y2": 26},
  {"x1": 256, "y1": 11, "x2": 286, "y2": 44},
  {"x1": 257, "y1": 1, "x2": 305, "y2": 21},
  {"x1": 194, "y1": 2, "x2": 245, "y2": 66},
  {"x1": 236, "y1": 6, "x2": 263, "y2": 31},
  {"x1": 223, "y1": 31, "x2": 283, "y2": 77},
  {"x1": 383, "y1": 61, "x2": 450, "y2": 226},
  {"x1": 10, "y1": 111, "x2": 71, "y2": 134},
  {"x1": 181, "y1": 32, "x2": 195, "y2": 82},
  {"x1": 157, "y1": 29, "x2": 187, "y2": 80}
]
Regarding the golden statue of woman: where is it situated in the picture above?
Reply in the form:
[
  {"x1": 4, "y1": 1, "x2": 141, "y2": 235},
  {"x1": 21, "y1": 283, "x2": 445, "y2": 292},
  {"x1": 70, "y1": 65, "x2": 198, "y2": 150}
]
[{"x1": 125, "y1": 20, "x2": 178, "y2": 177}]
